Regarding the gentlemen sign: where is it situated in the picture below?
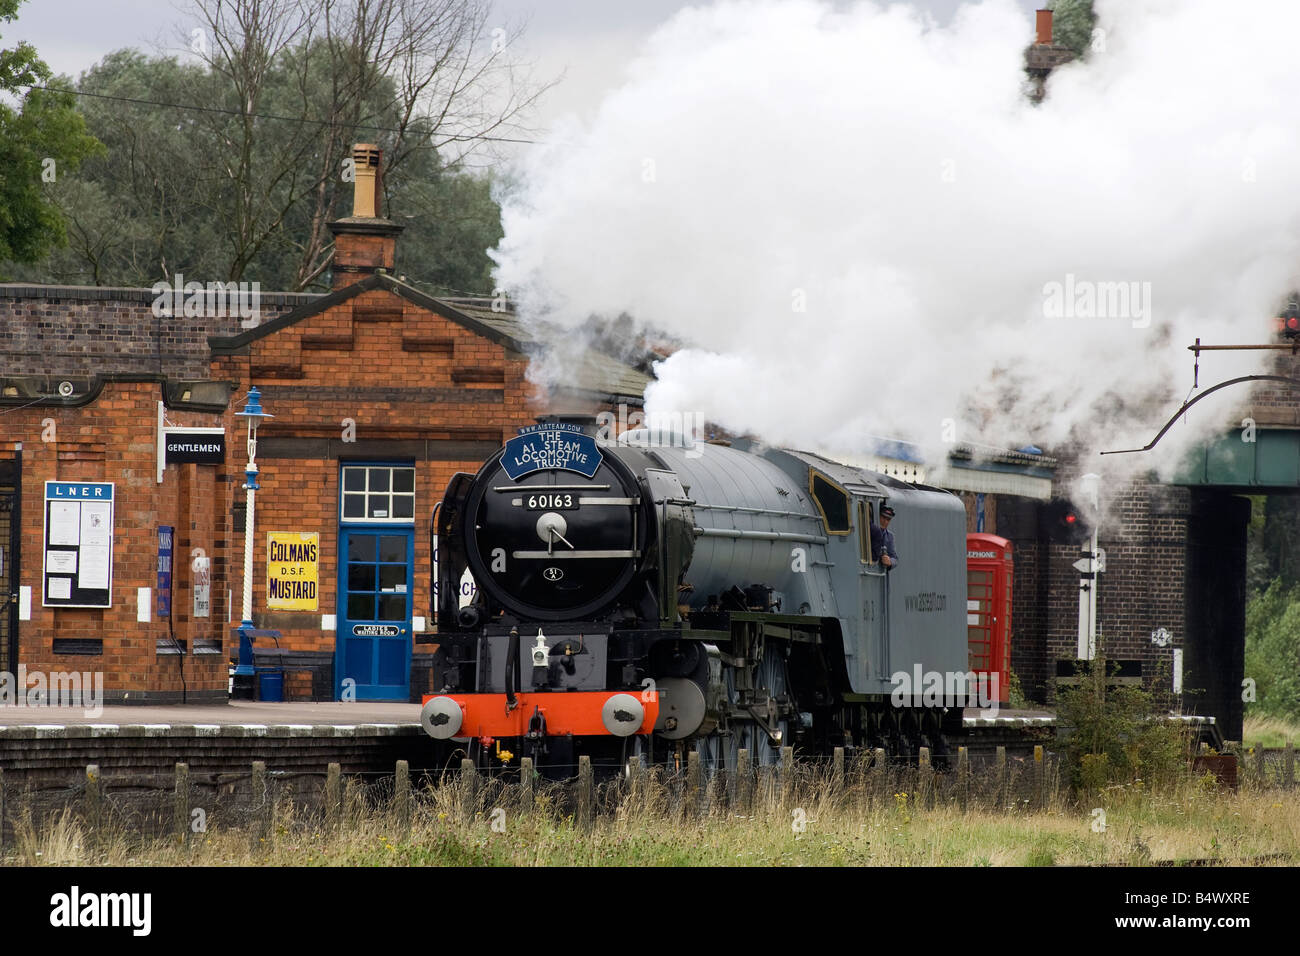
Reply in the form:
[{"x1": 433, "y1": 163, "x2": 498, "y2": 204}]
[
  {"x1": 267, "y1": 532, "x2": 319, "y2": 611},
  {"x1": 156, "y1": 415, "x2": 226, "y2": 483},
  {"x1": 501, "y1": 423, "x2": 603, "y2": 480},
  {"x1": 165, "y1": 431, "x2": 226, "y2": 465}
]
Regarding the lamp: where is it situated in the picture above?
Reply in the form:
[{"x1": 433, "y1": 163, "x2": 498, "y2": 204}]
[{"x1": 233, "y1": 387, "x2": 273, "y2": 689}]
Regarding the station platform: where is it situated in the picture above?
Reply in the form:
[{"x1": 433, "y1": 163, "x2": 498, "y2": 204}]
[
  {"x1": 0, "y1": 701, "x2": 433, "y2": 793},
  {"x1": 0, "y1": 699, "x2": 421, "y2": 730}
]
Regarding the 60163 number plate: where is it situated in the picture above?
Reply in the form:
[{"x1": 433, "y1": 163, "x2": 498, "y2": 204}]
[{"x1": 525, "y1": 492, "x2": 580, "y2": 510}]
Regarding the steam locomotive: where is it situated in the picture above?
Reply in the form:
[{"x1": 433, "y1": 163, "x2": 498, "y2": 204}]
[{"x1": 423, "y1": 422, "x2": 972, "y2": 774}]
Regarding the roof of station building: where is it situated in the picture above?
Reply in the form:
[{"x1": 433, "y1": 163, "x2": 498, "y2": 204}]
[{"x1": 0, "y1": 275, "x2": 654, "y2": 405}]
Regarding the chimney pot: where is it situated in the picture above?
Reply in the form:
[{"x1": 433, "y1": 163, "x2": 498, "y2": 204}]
[
  {"x1": 352, "y1": 143, "x2": 382, "y2": 218},
  {"x1": 1035, "y1": 9, "x2": 1053, "y2": 46}
]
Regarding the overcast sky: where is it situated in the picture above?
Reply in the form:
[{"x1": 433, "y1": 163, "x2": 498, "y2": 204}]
[{"x1": 9, "y1": 0, "x2": 1047, "y2": 135}]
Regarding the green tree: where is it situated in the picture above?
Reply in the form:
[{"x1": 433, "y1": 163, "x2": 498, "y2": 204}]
[
  {"x1": 391, "y1": 153, "x2": 504, "y2": 295},
  {"x1": 10, "y1": 46, "x2": 505, "y2": 294},
  {"x1": 6, "y1": 0, "x2": 543, "y2": 292},
  {"x1": 0, "y1": 0, "x2": 100, "y2": 267},
  {"x1": 1048, "y1": 0, "x2": 1096, "y2": 58},
  {"x1": 1244, "y1": 578, "x2": 1300, "y2": 720}
]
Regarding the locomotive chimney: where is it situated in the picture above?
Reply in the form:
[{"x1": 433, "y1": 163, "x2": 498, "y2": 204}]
[
  {"x1": 1035, "y1": 8, "x2": 1053, "y2": 45},
  {"x1": 327, "y1": 143, "x2": 404, "y2": 290}
]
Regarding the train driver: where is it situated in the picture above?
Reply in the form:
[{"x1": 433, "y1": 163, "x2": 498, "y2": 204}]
[{"x1": 870, "y1": 505, "x2": 899, "y2": 569}]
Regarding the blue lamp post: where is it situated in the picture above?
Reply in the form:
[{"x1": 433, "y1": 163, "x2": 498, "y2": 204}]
[{"x1": 234, "y1": 387, "x2": 273, "y2": 692}]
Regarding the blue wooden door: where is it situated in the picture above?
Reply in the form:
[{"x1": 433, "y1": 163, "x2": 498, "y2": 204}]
[{"x1": 336, "y1": 528, "x2": 413, "y2": 700}]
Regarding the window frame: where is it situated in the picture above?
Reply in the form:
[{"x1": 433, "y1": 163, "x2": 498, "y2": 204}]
[
  {"x1": 858, "y1": 499, "x2": 877, "y2": 564},
  {"x1": 808, "y1": 469, "x2": 852, "y2": 536},
  {"x1": 339, "y1": 463, "x2": 417, "y2": 526}
]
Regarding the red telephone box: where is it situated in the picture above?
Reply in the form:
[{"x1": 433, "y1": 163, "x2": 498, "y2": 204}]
[{"x1": 966, "y1": 533, "x2": 1013, "y2": 706}]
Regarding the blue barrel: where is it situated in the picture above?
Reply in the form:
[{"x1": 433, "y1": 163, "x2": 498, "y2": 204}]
[{"x1": 258, "y1": 670, "x2": 284, "y2": 702}]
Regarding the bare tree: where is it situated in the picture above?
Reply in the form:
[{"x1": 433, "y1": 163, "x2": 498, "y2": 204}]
[{"x1": 185, "y1": 0, "x2": 550, "y2": 287}]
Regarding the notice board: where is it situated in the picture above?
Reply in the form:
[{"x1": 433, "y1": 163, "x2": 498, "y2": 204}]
[{"x1": 44, "y1": 482, "x2": 114, "y2": 608}]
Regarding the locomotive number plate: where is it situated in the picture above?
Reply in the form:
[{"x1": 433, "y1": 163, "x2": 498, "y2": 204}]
[{"x1": 525, "y1": 493, "x2": 580, "y2": 511}]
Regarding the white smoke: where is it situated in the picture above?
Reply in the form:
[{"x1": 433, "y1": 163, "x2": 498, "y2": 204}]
[{"x1": 492, "y1": 0, "x2": 1300, "y2": 477}]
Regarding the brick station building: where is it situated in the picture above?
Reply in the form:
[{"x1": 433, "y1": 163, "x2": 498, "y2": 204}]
[{"x1": 0, "y1": 146, "x2": 649, "y2": 704}]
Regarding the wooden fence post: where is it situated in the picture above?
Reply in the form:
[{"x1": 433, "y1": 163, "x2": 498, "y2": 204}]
[
  {"x1": 251, "y1": 761, "x2": 269, "y2": 847},
  {"x1": 918, "y1": 747, "x2": 932, "y2": 808},
  {"x1": 736, "y1": 749, "x2": 752, "y2": 814},
  {"x1": 685, "y1": 751, "x2": 701, "y2": 820},
  {"x1": 1033, "y1": 746, "x2": 1045, "y2": 809},
  {"x1": 325, "y1": 762, "x2": 342, "y2": 831},
  {"x1": 957, "y1": 747, "x2": 969, "y2": 812},
  {"x1": 394, "y1": 760, "x2": 411, "y2": 836},
  {"x1": 780, "y1": 747, "x2": 794, "y2": 809},
  {"x1": 460, "y1": 759, "x2": 477, "y2": 822},
  {"x1": 626, "y1": 757, "x2": 642, "y2": 810},
  {"x1": 756, "y1": 764, "x2": 773, "y2": 811},
  {"x1": 995, "y1": 746, "x2": 1007, "y2": 810},
  {"x1": 577, "y1": 755, "x2": 594, "y2": 830},
  {"x1": 174, "y1": 763, "x2": 190, "y2": 845},
  {"x1": 833, "y1": 747, "x2": 845, "y2": 798},
  {"x1": 1285, "y1": 741, "x2": 1294, "y2": 790},
  {"x1": 520, "y1": 757, "x2": 535, "y2": 814},
  {"x1": 872, "y1": 748, "x2": 888, "y2": 807},
  {"x1": 84, "y1": 764, "x2": 102, "y2": 840}
]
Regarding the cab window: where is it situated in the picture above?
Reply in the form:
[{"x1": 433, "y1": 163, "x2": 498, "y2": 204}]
[
  {"x1": 858, "y1": 500, "x2": 875, "y2": 563},
  {"x1": 810, "y1": 471, "x2": 851, "y2": 535}
]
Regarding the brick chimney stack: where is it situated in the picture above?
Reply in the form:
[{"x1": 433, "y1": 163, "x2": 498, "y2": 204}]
[
  {"x1": 328, "y1": 143, "x2": 404, "y2": 289},
  {"x1": 1025, "y1": 8, "x2": 1076, "y2": 102},
  {"x1": 1035, "y1": 9, "x2": 1053, "y2": 45}
]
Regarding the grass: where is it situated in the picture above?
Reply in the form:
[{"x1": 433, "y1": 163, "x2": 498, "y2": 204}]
[
  {"x1": 4, "y1": 765, "x2": 1298, "y2": 867},
  {"x1": 1242, "y1": 713, "x2": 1300, "y2": 750}
]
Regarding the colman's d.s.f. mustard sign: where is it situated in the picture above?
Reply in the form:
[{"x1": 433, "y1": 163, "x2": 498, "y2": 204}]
[{"x1": 267, "y1": 531, "x2": 319, "y2": 611}]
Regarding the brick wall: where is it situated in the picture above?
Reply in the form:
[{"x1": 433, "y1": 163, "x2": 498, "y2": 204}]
[
  {"x1": 0, "y1": 381, "x2": 228, "y2": 700},
  {"x1": 0, "y1": 285, "x2": 315, "y2": 378}
]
